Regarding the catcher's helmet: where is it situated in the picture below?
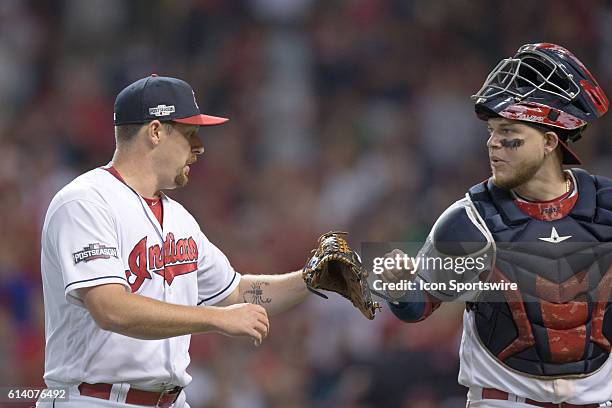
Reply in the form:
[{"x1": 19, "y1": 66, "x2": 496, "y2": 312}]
[{"x1": 472, "y1": 43, "x2": 608, "y2": 164}]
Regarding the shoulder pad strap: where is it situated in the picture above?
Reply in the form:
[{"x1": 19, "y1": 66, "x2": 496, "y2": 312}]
[
  {"x1": 468, "y1": 180, "x2": 488, "y2": 198},
  {"x1": 594, "y1": 174, "x2": 612, "y2": 190},
  {"x1": 569, "y1": 168, "x2": 596, "y2": 220},
  {"x1": 486, "y1": 179, "x2": 530, "y2": 225},
  {"x1": 592, "y1": 174, "x2": 612, "y2": 223},
  {"x1": 469, "y1": 179, "x2": 531, "y2": 226}
]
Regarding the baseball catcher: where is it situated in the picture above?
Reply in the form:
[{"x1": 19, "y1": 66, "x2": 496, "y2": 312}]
[{"x1": 382, "y1": 43, "x2": 612, "y2": 407}]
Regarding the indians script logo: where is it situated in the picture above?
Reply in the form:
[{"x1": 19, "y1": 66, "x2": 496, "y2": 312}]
[
  {"x1": 73, "y1": 243, "x2": 118, "y2": 264},
  {"x1": 125, "y1": 233, "x2": 198, "y2": 292}
]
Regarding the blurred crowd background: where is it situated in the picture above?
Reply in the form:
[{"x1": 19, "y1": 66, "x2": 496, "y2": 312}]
[{"x1": 1, "y1": 1, "x2": 611, "y2": 407}]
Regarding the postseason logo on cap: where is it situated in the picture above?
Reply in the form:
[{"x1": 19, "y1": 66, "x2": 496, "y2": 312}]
[{"x1": 149, "y1": 104, "x2": 176, "y2": 117}]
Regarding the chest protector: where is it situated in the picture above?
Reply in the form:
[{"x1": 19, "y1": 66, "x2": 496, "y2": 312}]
[{"x1": 468, "y1": 169, "x2": 612, "y2": 378}]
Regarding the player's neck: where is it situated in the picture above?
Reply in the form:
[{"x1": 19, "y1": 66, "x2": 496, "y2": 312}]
[
  {"x1": 110, "y1": 150, "x2": 161, "y2": 198},
  {"x1": 512, "y1": 163, "x2": 567, "y2": 202}
]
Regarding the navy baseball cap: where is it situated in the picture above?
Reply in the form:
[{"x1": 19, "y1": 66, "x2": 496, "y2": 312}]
[{"x1": 114, "y1": 74, "x2": 229, "y2": 126}]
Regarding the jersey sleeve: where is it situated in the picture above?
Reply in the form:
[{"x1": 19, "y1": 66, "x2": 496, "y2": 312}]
[
  {"x1": 195, "y1": 232, "x2": 241, "y2": 306},
  {"x1": 46, "y1": 199, "x2": 130, "y2": 307}
]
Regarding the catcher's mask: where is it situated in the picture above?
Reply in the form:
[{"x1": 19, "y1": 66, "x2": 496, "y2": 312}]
[{"x1": 472, "y1": 43, "x2": 609, "y2": 164}]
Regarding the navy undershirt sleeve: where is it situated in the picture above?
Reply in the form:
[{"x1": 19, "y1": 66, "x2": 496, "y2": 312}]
[{"x1": 388, "y1": 288, "x2": 428, "y2": 322}]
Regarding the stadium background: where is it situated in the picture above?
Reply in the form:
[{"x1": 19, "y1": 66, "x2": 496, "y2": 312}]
[{"x1": 0, "y1": 1, "x2": 611, "y2": 407}]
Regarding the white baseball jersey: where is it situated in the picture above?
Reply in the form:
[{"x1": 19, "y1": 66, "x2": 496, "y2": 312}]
[
  {"x1": 459, "y1": 309, "x2": 612, "y2": 404},
  {"x1": 40, "y1": 166, "x2": 241, "y2": 390}
]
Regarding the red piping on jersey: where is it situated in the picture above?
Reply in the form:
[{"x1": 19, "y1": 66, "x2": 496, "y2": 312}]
[
  {"x1": 104, "y1": 165, "x2": 127, "y2": 184},
  {"x1": 103, "y1": 166, "x2": 164, "y2": 225}
]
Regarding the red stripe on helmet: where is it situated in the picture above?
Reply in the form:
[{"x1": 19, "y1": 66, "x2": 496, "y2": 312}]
[
  {"x1": 498, "y1": 102, "x2": 587, "y2": 130},
  {"x1": 580, "y1": 80, "x2": 609, "y2": 116}
]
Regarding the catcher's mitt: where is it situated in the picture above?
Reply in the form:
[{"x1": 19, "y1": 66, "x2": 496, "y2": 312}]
[{"x1": 302, "y1": 232, "x2": 380, "y2": 320}]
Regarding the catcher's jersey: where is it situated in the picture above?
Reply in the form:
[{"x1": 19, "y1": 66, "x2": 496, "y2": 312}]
[
  {"x1": 459, "y1": 309, "x2": 612, "y2": 404},
  {"x1": 40, "y1": 167, "x2": 240, "y2": 390}
]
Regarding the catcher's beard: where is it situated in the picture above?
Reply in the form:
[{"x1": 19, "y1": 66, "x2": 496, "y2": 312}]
[{"x1": 492, "y1": 154, "x2": 545, "y2": 190}]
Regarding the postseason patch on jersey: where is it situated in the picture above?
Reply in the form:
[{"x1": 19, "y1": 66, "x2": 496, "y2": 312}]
[{"x1": 73, "y1": 243, "x2": 118, "y2": 265}]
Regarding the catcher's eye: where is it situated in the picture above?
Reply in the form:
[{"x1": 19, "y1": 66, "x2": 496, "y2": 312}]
[{"x1": 500, "y1": 138, "x2": 524, "y2": 149}]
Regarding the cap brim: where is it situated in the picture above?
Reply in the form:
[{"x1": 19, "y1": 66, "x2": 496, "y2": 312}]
[{"x1": 174, "y1": 114, "x2": 229, "y2": 126}]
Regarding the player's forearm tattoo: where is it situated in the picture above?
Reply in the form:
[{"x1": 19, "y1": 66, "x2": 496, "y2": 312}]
[
  {"x1": 501, "y1": 138, "x2": 524, "y2": 149},
  {"x1": 243, "y1": 281, "x2": 272, "y2": 305}
]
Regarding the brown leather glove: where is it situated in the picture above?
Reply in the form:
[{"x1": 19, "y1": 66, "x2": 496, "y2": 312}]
[{"x1": 302, "y1": 232, "x2": 380, "y2": 320}]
